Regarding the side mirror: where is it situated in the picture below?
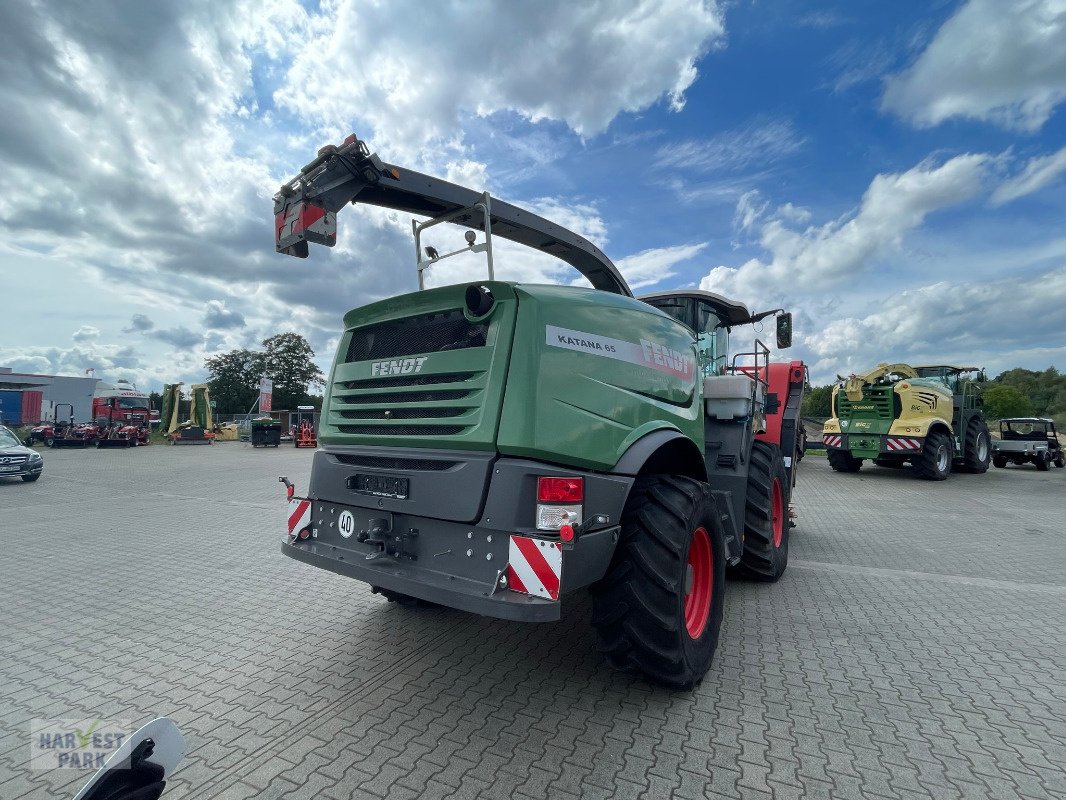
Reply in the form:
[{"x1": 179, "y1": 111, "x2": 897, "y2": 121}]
[{"x1": 776, "y1": 312, "x2": 793, "y2": 349}]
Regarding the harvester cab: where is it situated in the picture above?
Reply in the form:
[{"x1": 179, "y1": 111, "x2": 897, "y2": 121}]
[
  {"x1": 823, "y1": 362, "x2": 990, "y2": 480},
  {"x1": 294, "y1": 406, "x2": 317, "y2": 448},
  {"x1": 272, "y1": 134, "x2": 808, "y2": 688}
]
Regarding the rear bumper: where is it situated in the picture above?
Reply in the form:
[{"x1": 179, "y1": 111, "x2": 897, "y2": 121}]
[
  {"x1": 283, "y1": 447, "x2": 631, "y2": 622},
  {"x1": 282, "y1": 523, "x2": 619, "y2": 622},
  {"x1": 822, "y1": 433, "x2": 923, "y2": 458}
]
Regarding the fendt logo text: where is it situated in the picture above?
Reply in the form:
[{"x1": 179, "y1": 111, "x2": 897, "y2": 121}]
[{"x1": 371, "y1": 357, "x2": 427, "y2": 376}]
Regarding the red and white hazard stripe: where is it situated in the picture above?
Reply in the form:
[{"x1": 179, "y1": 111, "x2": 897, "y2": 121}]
[
  {"x1": 287, "y1": 497, "x2": 311, "y2": 535},
  {"x1": 507, "y1": 536, "x2": 563, "y2": 601},
  {"x1": 885, "y1": 437, "x2": 921, "y2": 451},
  {"x1": 823, "y1": 434, "x2": 843, "y2": 448}
]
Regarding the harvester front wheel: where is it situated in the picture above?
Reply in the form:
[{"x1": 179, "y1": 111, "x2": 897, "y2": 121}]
[
  {"x1": 915, "y1": 431, "x2": 952, "y2": 480},
  {"x1": 590, "y1": 475, "x2": 726, "y2": 690},
  {"x1": 827, "y1": 450, "x2": 862, "y2": 472},
  {"x1": 961, "y1": 418, "x2": 991, "y2": 473},
  {"x1": 733, "y1": 441, "x2": 790, "y2": 582}
]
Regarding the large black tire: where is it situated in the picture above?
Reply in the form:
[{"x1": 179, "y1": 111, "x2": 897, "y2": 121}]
[
  {"x1": 733, "y1": 441, "x2": 789, "y2": 582},
  {"x1": 914, "y1": 431, "x2": 952, "y2": 480},
  {"x1": 961, "y1": 417, "x2": 991, "y2": 473},
  {"x1": 1055, "y1": 453, "x2": 1065, "y2": 468},
  {"x1": 590, "y1": 475, "x2": 726, "y2": 690},
  {"x1": 993, "y1": 456, "x2": 1007, "y2": 468},
  {"x1": 1035, "y1": 451, "x2": 1051, "y2": 471},
  {"x1": 827, "y1": 450, "x2": 863, "y2": 472},
  {"x1": 45, "y1": 437, "x2": 54, "y2": 448}
]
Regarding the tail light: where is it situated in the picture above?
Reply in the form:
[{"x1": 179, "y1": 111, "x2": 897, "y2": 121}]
[
  {"x1": 537, "y1": 477, "x2": 583, "y2": 503},
  {"x1": 536, "y1": 476, "x2": 583, "y2": 531}
]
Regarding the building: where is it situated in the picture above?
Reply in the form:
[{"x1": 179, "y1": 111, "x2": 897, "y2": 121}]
[{"x1": 0, "y1": 367, "x2": 100, "y2": 425}]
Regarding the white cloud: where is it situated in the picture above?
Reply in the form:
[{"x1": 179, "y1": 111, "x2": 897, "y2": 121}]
[
  {"x1": 277, "y1": 0, "x2": 726, "y2": 159},
  {"x1": 72, "y1": 326, "x2": 100, "y2": 343},
  {"x1": 0, "y1": 343, "x2": 142, "y2": 381},
  {"x1": 733, "y1": 190, "x2": 768, "y2": 233},
  {"x1": 202, "y1": 300, "x2": 246, "y2": 330},
  {"x1": 655, "y1": 118, "x2": 805, "y2": 174},
  {"x1": 882, "y1": 0, "x2": 1066, "y2": 131},
  {"x1": 146, "y1": 326, "x2": 204, "y2": 349},
  {"x1": 701, "y1": 153, "x2": 992, "y2": 305},
  {"x1": 991, "y1": 146, "x2": 1066, "y2": 205},
  {"x1": 616, "y1": 243, "x2": 707, "y2": 290},
  {"x1": 804, "y1": 266, "x2": 1066, "y2": 382},
  {"x1": 123, "y1": 314, "x2": 155, "y2": 333}
]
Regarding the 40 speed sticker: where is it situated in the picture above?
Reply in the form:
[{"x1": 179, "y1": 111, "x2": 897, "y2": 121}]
[
  {"x1": 545, "y1": 325, "x2": 693, "y2": 379},
  {"x1": 338, "y1": 510, "x2": 356, "y2": 538}
]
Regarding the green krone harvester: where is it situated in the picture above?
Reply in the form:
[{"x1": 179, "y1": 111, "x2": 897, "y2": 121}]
[{"x1": 822, "y1": 363, "x2": 991, "y2": 480}]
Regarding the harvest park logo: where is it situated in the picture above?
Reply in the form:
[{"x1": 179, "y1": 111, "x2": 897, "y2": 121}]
[{"x1": 31, "y1": 719, "x2": 130, "y2": 769}]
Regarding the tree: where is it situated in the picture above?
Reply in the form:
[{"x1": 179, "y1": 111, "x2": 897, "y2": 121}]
[
  {"x1": 801, "y1": 385, "x2": 833, "y2": 418},
  {"x1": 260, "y1": 333, "x2": 326, "y2": 411},
  {"x1": 205, "y1": 348, "x2": 261, "y2": 414},
  {"x1": 982, "y1": 385, "x2": 1033, "y2": 420}
]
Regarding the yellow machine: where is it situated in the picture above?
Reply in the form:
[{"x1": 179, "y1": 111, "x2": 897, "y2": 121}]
[
  {"x1": 213, "y1": 422, "x2": 240, "y2": 441},
  {"x1": 822, "y1": 363, "x2": 990, "y2": 480},
  {"x1": 161, "y1": 383, "x2": 216, "y2": 445}
]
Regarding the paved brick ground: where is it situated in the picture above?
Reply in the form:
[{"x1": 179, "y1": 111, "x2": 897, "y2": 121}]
[{"x1": 1, "y1": 444, "x2": 1064, "y2": 799}]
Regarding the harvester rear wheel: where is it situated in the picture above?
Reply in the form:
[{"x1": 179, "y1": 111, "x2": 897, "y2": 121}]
[
  {"x1": 733, "y1": 441, "x2": 790, "y2": 582},
  {"x1": 590, "y1": 475, "x2": 726, "y2": 690},
  {"x1": 827, "y1": 450, "x2": 862, "y2": 472},
  {"x1": 915, "y1": 431, "x2": 952, "y2": 480},
  {"x1": 961, "y1": 418, "x2": 991, "y2": 473}
]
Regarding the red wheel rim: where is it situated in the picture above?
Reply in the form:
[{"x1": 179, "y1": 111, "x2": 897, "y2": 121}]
[
  {"x1": 771, "y1": 478, "x2": 784, "y2": 549},
  {"x1": 684, "y1": 526, "x2": 713, "y2": 639}
]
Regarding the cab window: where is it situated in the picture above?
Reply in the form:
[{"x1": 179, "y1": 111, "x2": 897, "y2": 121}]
[{"x1": 696, "y1": 303, "x2": 728, "y2": 377}]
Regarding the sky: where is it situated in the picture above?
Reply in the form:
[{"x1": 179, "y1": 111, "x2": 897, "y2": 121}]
[{"x1": 2, "y1": 0, "x2": 1065, "y2": 389}]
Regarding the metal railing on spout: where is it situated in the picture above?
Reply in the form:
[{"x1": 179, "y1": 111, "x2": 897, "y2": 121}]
[{"x1": 413, "y1": 192, "x2": 494, "y2": 290}]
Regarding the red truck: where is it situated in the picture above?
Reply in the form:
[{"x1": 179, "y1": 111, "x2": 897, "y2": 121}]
[{"x1": 92, "y1": 380, "x2": 151, "y2": 446}]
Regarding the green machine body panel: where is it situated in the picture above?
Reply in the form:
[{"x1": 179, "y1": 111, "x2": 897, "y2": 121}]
[{"x1": 320, "y1": 282, "x2": 702, "y2": 471}]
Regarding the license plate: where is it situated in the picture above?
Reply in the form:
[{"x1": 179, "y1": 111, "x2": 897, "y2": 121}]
[
  {"x1": 349, "y1": 473, "x2": 409, "y2": 499},
  {"x1": 0, "y1": 465, "x2": 19, "y2": 472}
]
